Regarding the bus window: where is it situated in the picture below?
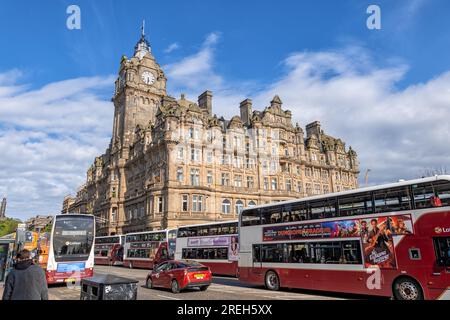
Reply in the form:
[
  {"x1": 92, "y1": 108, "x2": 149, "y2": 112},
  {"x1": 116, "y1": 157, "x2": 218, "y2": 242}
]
[
  {"x1": 338, "y1": 192, "x2": 372, "y2": 217},
  {"x1": 434, "y1": 181, "x2": 450, "y2": 207},
  {"x1": 261, "y1": 207, "x2": 281, "y2": 225},
  {"x1": 433, "y1": 237, "x2": 450, "y2": 267},
  {"x1": 291, "y1": 203, "x2": 308, "y2": 221},
  {"x1": 373, "y1": 187, "x2": 412, "y2": 213},
  {"x1": 241, "y1": 209, "x2": 260, "y2": 226},
  {"x1": 281, "y1": 206, "x2": 292, "y2": 222},
  {"x1": 309, "y1": 198, "x2": 336, "y2": 220}
]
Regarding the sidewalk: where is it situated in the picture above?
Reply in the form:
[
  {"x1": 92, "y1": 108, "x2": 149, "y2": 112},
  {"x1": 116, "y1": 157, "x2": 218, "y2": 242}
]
[{"x1": 0, "y1": 281, "x2": 59, "y2": 300}]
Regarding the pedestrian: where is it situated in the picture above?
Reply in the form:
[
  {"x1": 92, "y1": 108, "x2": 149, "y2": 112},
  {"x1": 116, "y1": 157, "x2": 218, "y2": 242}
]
[{"x1": 2, "y1": 249, "x2": 48, "y2": 300}]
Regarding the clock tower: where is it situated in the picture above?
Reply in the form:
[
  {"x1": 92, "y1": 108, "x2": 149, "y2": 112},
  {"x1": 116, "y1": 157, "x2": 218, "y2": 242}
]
[{"x1": 111, "y1": 21, "x2": 167, "y2": 149}]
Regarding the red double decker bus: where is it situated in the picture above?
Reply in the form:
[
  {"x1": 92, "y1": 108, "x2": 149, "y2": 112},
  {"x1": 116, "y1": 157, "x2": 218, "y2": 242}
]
[
  {"x1": 175, "y1": 221, "x2": 239, "y2": 276},
  {"x1": 238, "y1": 176, "x2": 450, "y2": 300},
  {"x1": 123, "y1": 229, "x2": 177, "y2": 269},
  {"x1": 94, "y1": 235, "x2": 125, "y2": 266}
]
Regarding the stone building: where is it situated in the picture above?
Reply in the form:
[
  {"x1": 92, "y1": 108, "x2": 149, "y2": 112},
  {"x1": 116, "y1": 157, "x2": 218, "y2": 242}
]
[
  {"x1": 63, "y1": 27, "x2": 360, "y2": 236},
  {"x1": 0, "y1": 197, "x2": 6, "y2": 220}
]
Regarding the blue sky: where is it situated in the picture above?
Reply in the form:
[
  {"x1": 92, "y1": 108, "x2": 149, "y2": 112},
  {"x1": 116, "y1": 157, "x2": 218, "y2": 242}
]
[{"x1": 1, "y1": 0, "x2": 450, "y2": 220}]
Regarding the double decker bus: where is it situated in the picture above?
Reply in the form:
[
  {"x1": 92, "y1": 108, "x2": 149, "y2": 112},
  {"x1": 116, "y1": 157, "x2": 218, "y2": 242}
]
[
  {"x1": 175, "y1": 221, "x2": 239, "y2": 276},
  {"x1": 94, "y1": 235, "x2": 125, "y2": 266},
  {"x1": 238, "y1": 176, "x2": 450, "y2": 300},
  {"x1": 43, "y1": 214, "x2": 95, "y2": 284},
  {"x1": 123, "y1": 229, "x2": 177, "y2": 269}
]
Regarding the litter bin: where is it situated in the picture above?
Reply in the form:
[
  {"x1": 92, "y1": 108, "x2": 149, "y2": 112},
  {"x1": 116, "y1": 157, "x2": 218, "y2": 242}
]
[{"x1": 80, "y1": 274, "x2": 139, "y2": 300}]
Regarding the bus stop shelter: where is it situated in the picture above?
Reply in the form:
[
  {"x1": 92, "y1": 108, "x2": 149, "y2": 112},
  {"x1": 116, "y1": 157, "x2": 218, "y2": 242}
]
[{"x1": 0, "y1": 238, "x2": 15, "y2": 282}]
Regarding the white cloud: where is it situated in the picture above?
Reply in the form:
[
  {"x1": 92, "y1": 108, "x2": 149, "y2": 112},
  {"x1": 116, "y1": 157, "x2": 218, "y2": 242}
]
[
  {"x1": 0, "y1": 72, "x2": 114, "y2": 220},
  {"x1": 164, "y1": 42, "x2": 180, "y2": 53},
  {"x1": 164, "y1": 35, "x2": 450, "y2": 187}
]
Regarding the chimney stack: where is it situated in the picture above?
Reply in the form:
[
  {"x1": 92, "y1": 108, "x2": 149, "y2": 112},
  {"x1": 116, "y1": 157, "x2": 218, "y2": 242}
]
[
  {"x1": 240, "y1": 98, "x2": 252, "y2": 125},
  {"x1": 198, "y1": 90, "x2": 213, "y2": 115}
]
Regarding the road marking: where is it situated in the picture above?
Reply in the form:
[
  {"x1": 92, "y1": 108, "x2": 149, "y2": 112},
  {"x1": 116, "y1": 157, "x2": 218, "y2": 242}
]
[{"x1": 156, "y1": 294, "x2": 181, "y2": 300}]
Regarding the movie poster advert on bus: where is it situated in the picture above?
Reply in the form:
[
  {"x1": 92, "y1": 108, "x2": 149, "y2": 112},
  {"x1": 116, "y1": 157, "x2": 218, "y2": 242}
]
[
  {"x1": 262, "y1": 219, "x2": 360, "y2": 241},
  {"x1": 187, "y1": 236, "x2": 230, "y2": 247},
  {"x1": 360, "y1": 215, "x2": 413, "y2": 269},
  {"x1": 228, "y1": 236, "x2": 239, "y2": 261}
]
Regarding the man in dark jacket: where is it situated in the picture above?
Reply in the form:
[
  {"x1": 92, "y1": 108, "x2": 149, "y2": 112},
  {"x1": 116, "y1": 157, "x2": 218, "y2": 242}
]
[{"x1": 2, "y1": 249, "x2": 48, "y2": 300}]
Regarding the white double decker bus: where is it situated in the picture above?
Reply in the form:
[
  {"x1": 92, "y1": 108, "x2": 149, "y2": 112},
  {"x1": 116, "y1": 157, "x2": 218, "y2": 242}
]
[{"x1": 175, "y1": 221, "x2": 239, "y2": 276}]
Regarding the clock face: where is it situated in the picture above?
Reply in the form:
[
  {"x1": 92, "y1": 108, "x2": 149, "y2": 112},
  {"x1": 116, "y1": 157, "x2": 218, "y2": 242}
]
[{"x1": 141, "y1": 71, "x2": 155, "y2": 85}]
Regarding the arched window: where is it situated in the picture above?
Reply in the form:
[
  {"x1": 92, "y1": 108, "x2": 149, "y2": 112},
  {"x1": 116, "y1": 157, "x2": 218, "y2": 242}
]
[
  {"x1": 222, "y1": 199, "x2": 231, "y2": 214},
  {"x1": 235, "y1": 200, "x2": 244, "y2": 215},
  {"x1": 248, "y1": 200, "x2": 256, "y2": 207}
]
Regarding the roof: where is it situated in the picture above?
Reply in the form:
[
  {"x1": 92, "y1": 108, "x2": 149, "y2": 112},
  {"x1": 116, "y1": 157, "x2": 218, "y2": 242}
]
[
  {"x1": 243, "y1": 175, "x2": 450, "y2": 211},
  {"x1": 178, "y1": 220, "x2": 238, "y2": 230}
]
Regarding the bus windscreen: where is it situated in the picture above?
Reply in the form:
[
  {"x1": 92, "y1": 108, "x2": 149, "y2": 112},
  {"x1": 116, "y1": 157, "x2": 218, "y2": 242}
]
[{"x1": 53, "y1": 216, "x2": 94, "y2": 262}]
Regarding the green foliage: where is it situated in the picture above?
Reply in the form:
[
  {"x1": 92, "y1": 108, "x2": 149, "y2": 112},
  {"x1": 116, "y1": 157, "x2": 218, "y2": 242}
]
[
  {"x1": 43, "y1": 223, "x2": 53, "y2": 233},
  {"x1": 0, "y1": 218, "x2": 22, "y2": 237}
]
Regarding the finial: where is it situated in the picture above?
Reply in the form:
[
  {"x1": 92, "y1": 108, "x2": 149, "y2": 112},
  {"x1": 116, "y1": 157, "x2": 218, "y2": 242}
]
[{"x1": 141, "y1": 20, "x2": 145, "y2": 38}]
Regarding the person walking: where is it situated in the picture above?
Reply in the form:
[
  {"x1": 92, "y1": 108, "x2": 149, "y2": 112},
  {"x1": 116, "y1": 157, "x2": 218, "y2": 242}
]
[{"x1": 2, "y1": 249, "x2": 48, "y2": 300}]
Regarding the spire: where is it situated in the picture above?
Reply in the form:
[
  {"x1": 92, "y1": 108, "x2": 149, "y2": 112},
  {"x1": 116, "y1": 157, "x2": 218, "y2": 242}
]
[{"x1": 134, "y1": 20, "x2": 151, "y2": 59}]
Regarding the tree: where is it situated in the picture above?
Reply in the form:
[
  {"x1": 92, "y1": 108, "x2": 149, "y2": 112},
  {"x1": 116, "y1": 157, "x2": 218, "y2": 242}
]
[{"x1": 0, "y1": 218, "x2": 22, "y2": 237}]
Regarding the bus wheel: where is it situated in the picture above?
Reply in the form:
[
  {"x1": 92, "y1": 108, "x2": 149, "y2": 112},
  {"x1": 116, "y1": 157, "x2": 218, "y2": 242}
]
[
  {"x1": 146, "y1": 277, "x2": 153, "y2": 289},
  {"x1": 393, "y1": 277, "x2": 423, "y2": 300},
  {"x1": 265, "y1": 271, "x2": 280, "y2": 291},
  {"x1": 171, "y1": 280, "x2": 180, "y2": 294}
]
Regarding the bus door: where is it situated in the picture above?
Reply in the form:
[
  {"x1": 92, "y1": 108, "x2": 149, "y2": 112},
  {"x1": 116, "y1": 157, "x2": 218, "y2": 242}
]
[
  {"x1": 251, "y1": 244, "x2": 263, "y2": 276},
  {"x1": 430, "y1": 237, "x2": 450, "y2": 289},
  {"x1": 155, "y1": 243, "x2": 169, "y2": 266}
]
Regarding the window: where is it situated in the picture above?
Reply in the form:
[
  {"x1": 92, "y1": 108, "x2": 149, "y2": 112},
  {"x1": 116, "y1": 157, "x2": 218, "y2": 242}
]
[
  {"x1": 309, "y1": 198, "x2": 337, "y2": 220},
  {"x1": 241, "y1": 209, "x2": 260, "y2": 227},
  {"x1": 207, "y1": 171, "x2": 213, "y2": 184},
  {"x1": 176, "y1": 167, "x2": 184, "y2": 182},
  {"x1": 157, "y1": 196, "x2": 164, "y2": 213},
  {"x1": 235, "y1": 200, "x2": 244, "y2": 215},
  {"x1": 111, "y1": 208, "x2": 117, "y2": 222},
  {"x1": 270, "y1": 161, "x2": 277, "y2": 172},
  {"x1": 297, "y1": 182, "x2": 303, "y2": 193},
  {"x1": 206, "y1": 151, "x2": 213, "y2": 163},
  {"x1": 314, "y1": 184, "x2": 321, "y2": 195},
  {"x1": 191, "y1": 148, "x2": 201, "y2": 162},
  {"x1": 247, "y1": 176, "x2": 254, "y2": 189},
  {"x1": 182, "y1": 195, "x2": 188, "y2": 212},
  {"x1": 412, "y1": 180, "x2": 450, "y2": 209},
  {"x1": 192, "y1": 195, "x2": 203, "y2": 212},
  {"x1": 433, "y1": 237, "x2": 450, "y2": 266},
  {"x1": 222, "y1": 199, "x2": 231, "y2": 214},
  {"x1": 263, "y1": 177, "x2": 269, "y2": 190},
  {"x1": 286, "y1": 179, "x2": 292, "y2": 191},
  {"x1": 253, "y1": 241, "x2": 362, "y2": 265},
  {"x1": 338, "y1": 192, "x2": 373, "y2": 217},
  {"x1": 271, "y1": 178, "x2": 278, "y2": 190},
  {"x1": 248, "y1": 200, "x2": 256, "y2": 207},
  {"x1": 177, "y1": 147, "x2": 184, "y2": 159},
  {"x1": 261, "y1": 206, "x2": 281, "y2": 225},
  {"x1": 234, "y1": 175, "x2": 242, "y2": 187},
  {"x1": 182, "y1": 248, "x2": 228, "y2": 260},
  {"x1": 296, "y1": 166, "x2": 301, "y2": 175},
  {"x1": 373, "y1": 187, "x2": 411, "y2": 213},
  {"x1": 190, "y1": 169, "x2": 200, "y2": 186},
  {"x1": 221, "y1": 173, "x2": 230, "y2": 186}
]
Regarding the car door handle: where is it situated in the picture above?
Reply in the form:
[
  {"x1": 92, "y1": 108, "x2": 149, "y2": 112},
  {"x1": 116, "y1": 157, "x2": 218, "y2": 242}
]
[{"x1": 432, "y1": 272, "x2": 441, "y2": 276}]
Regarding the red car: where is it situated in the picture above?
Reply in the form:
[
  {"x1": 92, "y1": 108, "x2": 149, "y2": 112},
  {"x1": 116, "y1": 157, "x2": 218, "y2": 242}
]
[{"x1": 145, "y1": 260, "x2": 212, "y2": 293}]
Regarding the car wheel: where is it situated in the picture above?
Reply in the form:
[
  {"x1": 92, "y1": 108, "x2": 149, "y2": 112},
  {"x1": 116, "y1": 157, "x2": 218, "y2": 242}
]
[
  {"x1": 146, "y1": 277, "x2": 153, "y2": 289},
  {"x1": 171, "y1": 280, "x2": 180, "y2": 294},
  {"x1": 265, "y1": 270, "x2": 280, "y2": 291},
  {"x1": 393, "y1": 277, "x2": 423, "y2": 300},
  {"x1": 199, "y1": 285, "x2": 209, "y2": 291}
]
